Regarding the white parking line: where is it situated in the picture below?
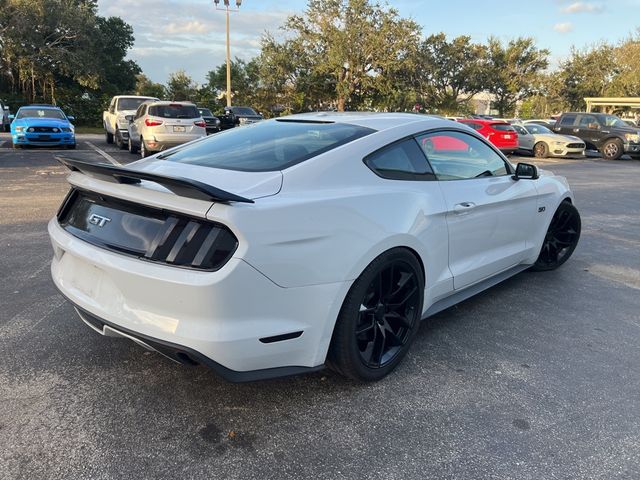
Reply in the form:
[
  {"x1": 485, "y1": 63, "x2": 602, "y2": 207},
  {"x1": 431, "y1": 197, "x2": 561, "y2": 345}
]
[{"x1": 85, "y1": 141, "x2": 122, "y2": 166}]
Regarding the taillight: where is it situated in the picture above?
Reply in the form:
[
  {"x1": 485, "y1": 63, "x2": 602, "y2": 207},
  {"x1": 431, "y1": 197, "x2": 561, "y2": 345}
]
[
  {"x1": 145, "y1": 118, "x2": 163, "y2": 127},
  {"x1": 194, "y1": 120, "x2": 206, "y2": 128}
]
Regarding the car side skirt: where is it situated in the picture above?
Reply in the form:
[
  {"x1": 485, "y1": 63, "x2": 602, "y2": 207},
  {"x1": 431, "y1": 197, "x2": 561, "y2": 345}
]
[{"x1": 423, "y1": 264, "x2": 531, "y2": 319}]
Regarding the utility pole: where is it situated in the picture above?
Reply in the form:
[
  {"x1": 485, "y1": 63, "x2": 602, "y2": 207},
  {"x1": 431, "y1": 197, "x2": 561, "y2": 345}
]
[{"x1": 213, "y1": 0, "x2": 243, "y2": 108}]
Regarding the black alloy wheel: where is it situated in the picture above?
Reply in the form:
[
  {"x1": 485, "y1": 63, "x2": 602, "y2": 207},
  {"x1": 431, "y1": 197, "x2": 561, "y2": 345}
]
[
  {"x1": 531, "y1": 202, "x2": 581, "y2": 271},
  {"x1": 328, "y1": 249, "x2": 424, "y2": 381}
]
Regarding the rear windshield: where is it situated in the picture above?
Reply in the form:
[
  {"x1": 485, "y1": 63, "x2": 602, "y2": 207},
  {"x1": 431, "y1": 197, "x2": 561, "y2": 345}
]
[
  {"x1": 117, "y1": 98, "x2": 151, "y2": 111},
  {"x1": 490, "y1": 123, "x2": 515, "y2": 131},
  {"x1": 198, "y1": 108, "x2": 213, "y2": 117},
  {"x1": 16, "y1": 108, "x2": 65, "y2": 120},
  {"x1": 149, "y1": 105, "x2": 199, "y2": 119},
  {"x1": 231, "y1": 107, "x2": 258, "y2": 115},
  {"x1": 160, "y1": 119, "x2": 375, "y2": 171}
]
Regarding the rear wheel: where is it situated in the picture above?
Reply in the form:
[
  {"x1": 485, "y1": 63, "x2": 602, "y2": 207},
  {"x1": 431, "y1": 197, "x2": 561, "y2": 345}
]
[
  {"x1": 128, "y1": 137, "x2": 138, "y2": 154},
  {"x1": 531, "y1": 202, "x2": 581, "y2": 271},
  {"x1": 601, "y1": 139, "x2": 623, "y2": 160},
  {"x1": 534, "y1": 142, "x2": 548, "y2": 158},
  {"x1": 140, "y1": 137, "x2": 150, "y2": 158},
  {"x1": 327, "y1": 248, "x2": 424, "y2": 381},
  {"x1": 105, "y1": 129, "x2": 113, "y2": 144}
]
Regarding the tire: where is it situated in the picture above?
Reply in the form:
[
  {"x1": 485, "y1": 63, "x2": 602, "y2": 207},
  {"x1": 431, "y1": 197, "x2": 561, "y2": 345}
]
[
  {"x1": 66, "y1": 143, "x2": 76, "y2": 150},
  {"x1": 114, "y1": 129, "x2": 126, "y2": 150},
  {"x1": 140, "y1": 137, "x2": 150, "y2": 158},
  {"x1": 530, "y1": 202, "x2": 581, "y2": 272},
  {"x1": 128, "y1": 137, "x2": 138, "y2": 154},
  {"x1": 601, "y1": 139, "x2": 623, "y2": 160},
  {"x1": 327, "y1": 248, "x2": 424, "y2": 381},
  {"x1": 105, "y1": 129, "x2": 114, "y2": 144},
  {"x1": 12, "y1": 142, "x2": 21, "y2": 149},
  {"x1": 533, "y1": 142, "x2": 548, "y2": 159}
]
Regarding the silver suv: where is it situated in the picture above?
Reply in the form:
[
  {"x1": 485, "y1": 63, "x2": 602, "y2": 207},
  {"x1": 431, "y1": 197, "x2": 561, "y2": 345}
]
[{"x1": 126, "y1": 101, "x2": 206, "y2": 157}]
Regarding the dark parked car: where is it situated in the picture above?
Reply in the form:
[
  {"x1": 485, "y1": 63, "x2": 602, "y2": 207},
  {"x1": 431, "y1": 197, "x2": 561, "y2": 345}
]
[
  {"x1": 221, "y1": 106, "x2": 263, "y2": 128},
  {"x1": 553, "y1": 112, "x2": 640, "y2": 160},
  {"x1": 197, "y1": 107, "x2": 221, "y2": 134}
]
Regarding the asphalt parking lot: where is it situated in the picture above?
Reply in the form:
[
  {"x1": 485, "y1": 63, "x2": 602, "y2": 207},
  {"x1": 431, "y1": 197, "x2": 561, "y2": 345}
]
[{"x1": 1, "y1": 133, "x2": 639, "y2": 480}]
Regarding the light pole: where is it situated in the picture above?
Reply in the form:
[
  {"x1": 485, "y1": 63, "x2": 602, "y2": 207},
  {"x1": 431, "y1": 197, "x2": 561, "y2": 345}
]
[{"x1": 213, "y1": 0, "x2": 242, "y2": 108}]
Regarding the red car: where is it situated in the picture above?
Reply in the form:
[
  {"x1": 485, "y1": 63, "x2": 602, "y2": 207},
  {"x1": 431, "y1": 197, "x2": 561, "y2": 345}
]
[{"x1": 457, "y1": 119, "x2": 518, "y2": 155}]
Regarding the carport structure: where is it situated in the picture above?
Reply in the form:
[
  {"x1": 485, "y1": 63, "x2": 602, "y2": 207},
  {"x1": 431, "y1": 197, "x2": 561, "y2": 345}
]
[{"x1": 584, "y1": 97, "x2": 640, "y2": 113}]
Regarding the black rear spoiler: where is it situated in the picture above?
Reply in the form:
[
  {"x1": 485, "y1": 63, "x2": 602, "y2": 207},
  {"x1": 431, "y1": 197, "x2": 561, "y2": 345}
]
[{"x1": 55, "y1": 156, "x2": 254, "y2": 204}]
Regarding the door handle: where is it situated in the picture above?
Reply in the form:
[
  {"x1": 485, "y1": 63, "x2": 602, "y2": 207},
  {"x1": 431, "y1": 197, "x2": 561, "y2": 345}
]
[{"x1": 453, "y1": 202, "x2": 476, "y2": 214}]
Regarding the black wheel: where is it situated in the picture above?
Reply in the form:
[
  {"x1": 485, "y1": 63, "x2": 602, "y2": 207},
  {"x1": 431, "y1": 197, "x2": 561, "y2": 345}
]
[
  {"x1": 601, "y1": 139, "x2": 623, "y2": 160},
  {"x1": 105, "y1": 129, "x2": 113, "y2": 144},
  {"x1": 66, "y1": 143, "x2": 76, "y2": 150},
  {"x1": 114, "y1": 129, "x2": 126, "y2": 149},
  {"x1": 128, "y1": 137, "x2": 138, "y2": 154},
  {"x1": 327, "y1": 248, "x2": 424, "y2": 381},
  {"x1": 531, "y1": 202, "x2": 581, "y2": 271},
  {"x1": 534, "y1": 142, "x2": 548, "y2": 158}
]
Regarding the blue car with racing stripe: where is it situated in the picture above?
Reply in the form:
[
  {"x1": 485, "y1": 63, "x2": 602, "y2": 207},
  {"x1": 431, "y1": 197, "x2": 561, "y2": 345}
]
[{"x1": 10, "y1": 104, "x2": 76, "y2": 149}]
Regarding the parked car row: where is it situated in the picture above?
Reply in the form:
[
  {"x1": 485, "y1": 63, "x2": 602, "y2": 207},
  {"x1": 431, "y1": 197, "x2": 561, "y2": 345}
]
[{"x1": 102, "y1": 95, "x2": 263, "y2": 157}]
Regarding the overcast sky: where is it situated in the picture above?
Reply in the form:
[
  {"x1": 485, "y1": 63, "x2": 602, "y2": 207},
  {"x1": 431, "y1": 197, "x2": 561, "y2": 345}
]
[{"x1": 97, "y1": 0, "x2": 637, "y2": 85}]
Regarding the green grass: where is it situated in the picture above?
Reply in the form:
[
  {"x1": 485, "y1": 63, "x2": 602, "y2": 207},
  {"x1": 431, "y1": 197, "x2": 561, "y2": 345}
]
[{"x1": 74, "y1": 126, "x2": 104, "y2": 134}]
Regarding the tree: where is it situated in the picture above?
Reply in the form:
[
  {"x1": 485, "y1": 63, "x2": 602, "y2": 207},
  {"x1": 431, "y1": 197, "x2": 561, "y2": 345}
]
[
  {"x1": 278, "y1": 0, "x2": 421, "y2": 111},
  {"x1": 557, "y1": 43, "x2": 616, "y2": 110},
  {"x1": 166, "y1": 70, "x2": 196, "y2": 101},
  {"x1": 486, "y1": 37, "x2": 549, "y2": 116},
  {"x1": 413, "y1": 33, "x2": 489, "y2": 114},
  {"x1": 135, "y1": 74, "x2": 166, "y2": 99}
]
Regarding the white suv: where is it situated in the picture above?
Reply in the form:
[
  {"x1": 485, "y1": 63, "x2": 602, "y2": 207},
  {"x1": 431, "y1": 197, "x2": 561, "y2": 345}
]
[{"x1": 126, "y1": 101, "x2": 206, "y2": 157}]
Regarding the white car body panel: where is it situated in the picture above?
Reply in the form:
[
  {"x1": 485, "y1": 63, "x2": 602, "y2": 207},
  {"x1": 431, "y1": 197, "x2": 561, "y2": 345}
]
[{"x1": 49, "y1": 113, "x2": 576, "y2": 380}]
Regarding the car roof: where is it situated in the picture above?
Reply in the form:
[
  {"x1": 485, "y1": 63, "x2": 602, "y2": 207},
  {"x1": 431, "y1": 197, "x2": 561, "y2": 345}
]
[
  {"x1": 145, "y1": 100, "x2": 196, "y2": 106},
  {"x1": 458, "y1": 118, "x2": 508, "y2": 125},
  {"x1": 281, "y1": 112, "x2": 453, "y2": 132}
]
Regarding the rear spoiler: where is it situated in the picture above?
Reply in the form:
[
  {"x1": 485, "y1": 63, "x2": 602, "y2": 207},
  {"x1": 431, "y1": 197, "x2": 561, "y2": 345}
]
[{"x1": 55, "y1": 156, "x2": 254, "y2": 204}]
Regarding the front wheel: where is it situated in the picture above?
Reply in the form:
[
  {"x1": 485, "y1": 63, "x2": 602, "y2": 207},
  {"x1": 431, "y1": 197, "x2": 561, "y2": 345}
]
[
  {"x1": 530, "y1": 202, "x2": 581, "y2": 271},
  {"x1": 534, "y1": 142, "x2": 548, "y2": 158},
  {"x1": 601, "y1": 139, "x2": 623, "y2": 160},
  {"x1": 114, "y1": 129, "x2": 126, "y2": 150},
  {"x1": 327, "y1": 248, "x2": 424, "y2": 381},
  {"x1": 105, "y1": 129, "x2": 113, "y2": 144}
]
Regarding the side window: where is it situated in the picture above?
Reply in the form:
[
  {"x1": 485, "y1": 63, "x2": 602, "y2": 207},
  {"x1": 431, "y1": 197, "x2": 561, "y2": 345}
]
[
  {"x1": 416, "y1": 130, "x2": 510, "y2": 181},
  {"x1": 579, "y1": 115, "x2": 598, "y2": 128},
  {"x1": 560, "y1": 114, "x2": 577, "y2": 126},
  {"x1": 513, "y1": 125, "x2": 527, "y2": 135},
  {"x1": 364, "y1": 138, "x2": 435, "y2": 181},
  {"x1": 136, "y1": 105, "x2": 146, "y2": 119}
]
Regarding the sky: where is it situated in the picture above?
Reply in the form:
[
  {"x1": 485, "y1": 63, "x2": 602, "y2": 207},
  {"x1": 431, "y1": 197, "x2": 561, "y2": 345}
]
[{"x1": 97, "y1": 0, "x2": 639, "y2": 84}]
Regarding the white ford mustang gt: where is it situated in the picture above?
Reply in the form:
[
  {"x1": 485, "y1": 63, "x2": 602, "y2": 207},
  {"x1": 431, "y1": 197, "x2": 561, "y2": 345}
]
[{"x1": 49, "y1": 113, "x2": 581, "y2": 382}]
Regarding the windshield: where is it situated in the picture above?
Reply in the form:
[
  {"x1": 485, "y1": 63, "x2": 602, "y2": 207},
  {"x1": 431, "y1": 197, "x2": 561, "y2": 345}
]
[
  {"x1": 160, "y1": 119, "x2": 375, "y2": 171},
  {"x1": 231, "y1": 107, "x2": 258, "y2": 116},
  {"x1": 198, "y1": 108, "x2": 213, "y2": 117},
  {"x1": 16, "y1": 108, "x2": 66, "y2": 120},
  {"x1": 602, "y1": 115, "x2": 628, "y2": 128},
  {"x1": 525, "y1": 124, "x2": 552, "y2": 135},
  {"x1": 117, "y1": 98, "x2": 151, "y2": 111},
  {"x1": 149, "y1": 105, "x2": 199, "y2": 119}
]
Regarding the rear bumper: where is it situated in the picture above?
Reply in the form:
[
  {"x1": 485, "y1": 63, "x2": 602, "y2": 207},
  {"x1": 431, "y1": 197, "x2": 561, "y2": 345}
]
[
  {"x1": 145, "y1": 133, "x2": 205, "y2": 151},
  {"x1": 48, "y1": 218, "x2": 348, "y2": 379}
]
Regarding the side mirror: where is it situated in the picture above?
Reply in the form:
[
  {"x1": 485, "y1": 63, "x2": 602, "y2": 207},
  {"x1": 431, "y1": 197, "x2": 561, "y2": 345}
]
[
  {"x1": 513, "y1": 162, "x2": 539, "y2": 180},
  {"x1": 67, "y1": 115, "x2": 75, "y2": 122},
  {"x1": 124, "y1": 115, "x2": 134, "y2": 122}
]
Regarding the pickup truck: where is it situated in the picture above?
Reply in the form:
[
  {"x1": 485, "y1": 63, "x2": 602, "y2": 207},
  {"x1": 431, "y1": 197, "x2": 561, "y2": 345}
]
[
  {"x1": 103, "y1": 95, "x2": 158, "y2": 149},
  {"x1": 553, "y1": 112, "x2": 640, "y2": 160}
]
